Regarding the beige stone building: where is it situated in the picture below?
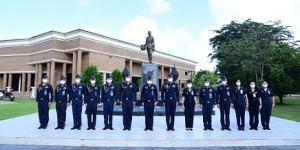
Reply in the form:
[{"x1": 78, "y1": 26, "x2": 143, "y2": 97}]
[{"x1": 0, "y1": 29, "x2": 197, "y2": 93}]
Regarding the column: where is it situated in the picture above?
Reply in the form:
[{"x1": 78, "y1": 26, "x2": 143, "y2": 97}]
[
  {"x1": 47, "y1": 62, "x2": 50, "y2": 77},
  {"x1": 103, "y1": 73, "x2": 106, "y2": 83},
  {"x1": 3, "y1": 73, "x2": 7, "y2": 89},
  {"x1": 72, "y1": 51, "x2": 77, "y2": 82},
  {"x1": 34, "y1": 64, "x2": 38, "y2": 87},
  {"x1": 50, "y1": 61, "x2": 55, "y2": 86},
  {"x1": 38, "y1": 63, "x2": 42, "y2": 84},
  {"x1": 62, "y1": 63, "x2": 66, "y2": 78},
  {"x1": 8, "y1": 73, "x2": 12, "y2": 88},
  {"x1": 27, "y1": 73, "x2": 31, "y2": 92},
  {"x1": 169, "y1": 67, "x2": 172, "y2": 73},
  {"x1": 77, "y1": 50, "x2": 82, "y2": 75},
  {"x1": 161, "y1": 65, "x2": 164, "y2": 86},
  {"x1": 129, "y1": 59, "x2": 132, "y2": 81},
  {"x1": 18, "y1": 74, "x2": 21, "y2": 92},
  {"x1": 22, "y1": 73, "x2": 26, "y2": 92}
]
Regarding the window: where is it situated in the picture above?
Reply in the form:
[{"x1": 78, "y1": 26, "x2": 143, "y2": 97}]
[{"x1": 181, "y1": 83, "x2": 185, "y2": 88}]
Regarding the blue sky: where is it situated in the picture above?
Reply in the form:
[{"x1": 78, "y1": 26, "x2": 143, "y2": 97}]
[{"x1": 1, "y1": 0, "x2": 299, "y2": 71}]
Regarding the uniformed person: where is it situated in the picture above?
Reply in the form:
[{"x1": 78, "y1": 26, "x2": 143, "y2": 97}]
[
  {"x1": 54, "y1": 75, "x2": 72, "y2": 130},
  {"x1": 247, "y1": 81, "x2": 262, "y2": 130},
  {"x1": 141, "y1": 76, "x2": 158, "y2": 131},
  {"x1": 36, "y1": 75, "x2": 53, "y2": 129},
  {"x1": 199, "y1": 78, "x2": 216, "y2": 131},
  {"x1": 232, "y1": 79, "x2": 249, "y2": 131},
  {"x1": 161, "y1": 73, "x2": 179, "y2": 131},
  {"x1": 70, "y1": 74, "x2": 85, "y2": 130},
  {"x1": 259, "y1": 81, "x2": 275, "y2": 130},
  {"x1": 84, "y1": 75, "x2": 100, "y2": 130},
  {"x1": 181, "y1": 79, "x2": 197, "y2": 131},
  {"x1": 216, "y1": 76, "x2": 234, "y2": 131},
  {"x1": 119, "y1": 73, "x2": 137, "y2": 131},
  {"x1": 101, "y1": 74, "x2": 117, "y2": 130}
]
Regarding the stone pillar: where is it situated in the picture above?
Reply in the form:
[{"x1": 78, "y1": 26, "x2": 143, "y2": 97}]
[
  {"x1": 169, "y1": 67, "x2": 172, "y2": 73},
  {"x1": 161, "y1": 65, "x2": 164, "y2": 86},
  {"x1": 22, "y1": 73, "x2": 26, "y2": 92},
  {"x1": 103, "y1": 72, "x2": 106, "y2": 83},
  {"x1": 47, "y1": 62, "x2": 50, "y2": 78},
  {"x1": 3, "y1": 73, "x2": 7, "y2": 89},
  {"x1": 62, "y1": 63, "x2": 66, "y2": 77},
  {"x1": 8, "y1": 73, "x2": 12, "y2": 88},
  {"x1": 50, "y1": 61, "x2": 55, "y2": 86},
  {"x1": 38, "y1": 63, "x2": 42, "y2": 84},
  {"x1": 72, "y1": 51, "x2": 77, "y2": 82},
  {"x1": 27, "y1": 73, "x2": 31, "y2": 92},
  {"x1": 77, "y1": 50, "x2": 82, "y2": 75},
  {"x1": 34, "y1": 64, "x2": 38, "y2": 87},
  {"x1": 129, "y1": 59, "x2": 132, "y2": 81}
]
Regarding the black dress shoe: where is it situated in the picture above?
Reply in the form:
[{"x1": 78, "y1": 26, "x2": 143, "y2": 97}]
[
  {"x1": 208, "y1": 128, "x2": 214, "y2": 131},
  {"x1": 61, "y1": 127, "x2": 64, "y2": 130},
  {"x1": 128, "y1": 128, "x2": 131, "y2": 131},
  {"x1": 71, "y1": 127, "x2": 77, "y2": 130},
  {"x1": 226, "y1": 127, "x2": 231, "y2": 131},
  {"x1": 167, "y1": 128, "x2": 170, "y2": 131},
  {"x1": 267, "y1": 128, "x2": 271, "y2": 130},
  {"x1": 238, "y1": 127, "x2": 242, "y2": 131},
  {"x1": 221, "y1": 128, "x2": 225, "y2": 131},
  {"x1": 55, "y1": 127, "x2": 61, "y2": 130},
  {"x1": 150, "y1": 128, "x2": 153, "y2": 131},
  {"x1": 43, "y1": 126, "x2": 47, "y2": 129},
  {"x1": 38, "y1": 126, "x2": 43, "y2": 129},
  {"x1": 103, "y1": 127, "x2": 108, "y2": 130},
  {"x1": 109, "y1": 127, "x2": 114, "y2": 130},
  {"x1": 250, "y1": 127, "x2": 254, "y2": 130},
  {"x1": 190, "y1": 128, "x2": 193, "y2": 131},
  {"x1": 241, "y1": 127, "x2": 245, "y2": 131},
  {"x1": 77, "y1": 127, "x2": 81, "y2": 130},
  {"x1": 263, "y1": 127, "x2": 267, "y2": 130},
  {"x1": 144, "y1": 128, "x2": 148, "y2": 131},
  {"x1": 87, "y1": 127, "x2": 92, "y2": 130},
  {"x1": 254, "y1": 127, "x2": 258, "y2": 130},
  {"x1": 186, "y1": 128, "x2": 189, "y2": 131},
  {"x1": 204, "y1": 127, "x2": 208, "y2": 131},
  {"x1": 123, "y1": 127, "x2": 127, "y2": 131},
  {"x1": 92, "y1": 127, "x2": 96, "y2": 130},
  {"x1": 171, "y1": 128, "x2": 175, "y2": 131}
]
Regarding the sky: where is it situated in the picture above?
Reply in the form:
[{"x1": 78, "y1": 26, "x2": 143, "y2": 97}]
[{"x1": 0, "y1": 0, "x2": 299, "y2": 71}]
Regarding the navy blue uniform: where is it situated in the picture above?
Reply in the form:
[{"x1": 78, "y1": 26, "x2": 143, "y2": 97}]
[
  {"x1": 233, "y1": 87, "x2": 247, "y2": 129},
  {"x1": 36, "y1": 83, "x2": 53, "y2": 128},
  {"x1": 182, "y1": 88, "x2": 196, "y2": 128},
  {"x1": 84, "y1": 84, "x2": 100, "y2": 128},
  {"x1": 216, "y1": 85, "x2": 234, "y2": 129},
  {"x1": 141, "y1": 84, "x2": 158, "y2": 129},
  {"x1": 101, "y1": 83, "x2": 117, "y2": 128},
  {"x1": 55, "y1": 84, "x2": 72, "y2": 128},
  {"x1": 119, "y1": 82, "x2": 137, "y2": 129},
  {"x1": 199, "y1": 86, "x2": 216, "y2": 128},
  {"x1": 70, "y1": 83, "x2": 85, "y2": 128},
  {"x1": 247, "y1": 89, "x2": 260, "y2": 129},
  {"x1": 161, "y1": 82, "x2": 179, "y2": 129},
  {"x1": 259, "y1": 88, "x2": 274, "y2": 129}
]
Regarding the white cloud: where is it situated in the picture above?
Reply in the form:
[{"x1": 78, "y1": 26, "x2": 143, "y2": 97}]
[
  {"x1": 120, "y1": 16, "x2": 217, "y2": 71},
  {"x1": 84, "y1": 26, "x2": 107, "y2": 35},
  {"x1": 143, "y1": 0, "x2": 171, "y2": 14},
  {"x1": 78, "y1": 0, "x2": 89, "y2": 6}
]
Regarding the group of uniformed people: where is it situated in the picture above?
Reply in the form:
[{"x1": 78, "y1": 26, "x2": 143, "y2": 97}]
[{"x1": 36, "y1": 73, "x2": 275, "y2": 131}]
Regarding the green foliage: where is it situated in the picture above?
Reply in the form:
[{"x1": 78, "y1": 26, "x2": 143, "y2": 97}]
[
  {"x1": 209, "y1": 19, "x2": 300, "y2": 103},
  {"x1": 81, "y1": 64, "x2": 103, "y2": 87},
  {"x1": 136, "y1": 78, "x2": 141, "y2": 88},
  {"x1": 192, "y1": 69, "x2": 220, "y2": 91},
  {"x1": 111, "y1": 69, "x2": 123, "y2": 92}
]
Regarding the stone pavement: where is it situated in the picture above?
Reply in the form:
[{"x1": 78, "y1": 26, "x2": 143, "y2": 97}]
[{"x1": 0, "y1": 106, "x2": 300, "y2": 147}]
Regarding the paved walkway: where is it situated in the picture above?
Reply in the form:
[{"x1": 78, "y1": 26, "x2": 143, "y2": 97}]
[
  {"x1": 0, "y1": 100, "x2": 16, "y2": 105},
  {"x1": 0, "y1": 106, "x2": 299, "y2": 147}
]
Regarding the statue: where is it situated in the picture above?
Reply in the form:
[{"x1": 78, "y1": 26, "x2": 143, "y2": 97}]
[
  {"x1": 141, "y1": 30, "x2": 155, "y2": 63},
  {"x1": 31, "y1": 87, "x2": 36, "y2": 98}
]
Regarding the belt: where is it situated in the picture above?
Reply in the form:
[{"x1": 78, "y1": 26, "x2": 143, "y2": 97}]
[
  {"x1": 148, "y1": 100, "x2": 150, "y2": 102},
  {"x1": 107, "y1": 99, "x2": 110, "y2": 101},
  {"x1": 41, "y1": 98, "x2": 43, "y2": 100},
  {"x1": 126, "y1": 98, "x2": 128, "y2": 100},
  {"x1": 207, "y1": 101, "x2": 210, "y2": 103},
  {"x1": 91, "y1": 99, "x2": 93, "y2": 101}
]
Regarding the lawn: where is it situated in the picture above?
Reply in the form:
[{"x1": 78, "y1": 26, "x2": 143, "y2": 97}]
[
  {"x1": 0, "y1": 98, "x2": 55, "y2": 121},
  {"x1": 272, "y1": 96, "x2": 300, "y2": 123}
]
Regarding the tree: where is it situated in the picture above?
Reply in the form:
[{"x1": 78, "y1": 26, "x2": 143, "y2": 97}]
[
  {"x1": 111, "y1": 69, "x2": 123, "y2": 93},
  {"x1": 81, "y1": 64, "x2": 103, "y2": 87},
  {"x1": 209, "y1": 19, "x2": 300, "y2": 103},
  {"x1": 192, "y1": 70, "x2": 220, "y2": 91}
]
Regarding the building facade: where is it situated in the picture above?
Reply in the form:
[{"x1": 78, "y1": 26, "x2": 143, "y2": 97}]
[{"x1": 0, "y1": 29, "x2": 197, "y2": 93}]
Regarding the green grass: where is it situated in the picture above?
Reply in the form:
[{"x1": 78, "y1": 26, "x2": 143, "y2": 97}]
[
  {"x1": 0, "y1": 98, "x2": 55, "y2": 121},
  {"x1": 272, "y1": 96, "x2": 300, "y2": 123}
]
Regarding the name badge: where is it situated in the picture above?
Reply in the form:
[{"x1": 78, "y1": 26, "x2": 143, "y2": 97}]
[
  {"x1": 78, "y1": 90, "x2": 81, "y2": 95},
  {"x1": 240, "y1": 90, "x2": 243, "y2": 94},
  {"x1": 268, "y1": 91, "x2": 271, "y2": 95},
  {"x1": 62, "y1": 90, "x2": 65, "y2": 96},
  {"x1": 227, "y1": 91, "x2": 230, "y2": 96},
  {"x1": 44, "y1": 90, "x2": 47, "y2": 95},
  {"x1": 253, "y1": 93, "x2": 256, "y2": 97},
  {"x1": 209, "y1": 94, "x2": 212, "y2": 99}
]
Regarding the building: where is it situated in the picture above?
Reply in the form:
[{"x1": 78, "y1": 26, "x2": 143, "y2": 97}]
[{"x1": 0, "y1": 29, "x2": 197, "y2": 93}]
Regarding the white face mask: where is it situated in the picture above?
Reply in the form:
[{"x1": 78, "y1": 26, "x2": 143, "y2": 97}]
[
  {"x1": 168, "y1": 78, "x2": 173, "y2": 82},
  {"x1": 262, "y1": 84, "x2": 268, "y2": 88},
  {"x1": 125, "y1": 78, "x2": 130, "y2": 82},
  {"x1": 106, "y1": 79, "x2": 112, "y2": 84},
  {"x1": 91, "y1": 80, "x2": 96, "y2": 84},
  {"x1": 222, "y1": 81, "x2": 227, "y2": 85},
  {"x1": 187, "y1": 84, "x2": 192, "y2": 88},
  {"x1": 236, "y1": 82, "x2": 241, "y2": 86},
  {"x1": 147, "y1": 80, "x2": 152, "y2": 85},
  {"x1": 60, "y1": 80, "x2": 66, "y2": 84},
  {"x1": 42, "y1": 79, "x2": 47, "y2": 83},
  {"x1": 75, "y1": 79, "x2": 80, "y2": 83},
  {"x1": 250, "y1": 84, "x2": 255, "y2": 89},
  {"x1": 204, "y1": 83, "x2": 210, "y2": 87}
]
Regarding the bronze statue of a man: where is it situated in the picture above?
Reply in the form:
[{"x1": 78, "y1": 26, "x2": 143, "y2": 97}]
[{"x1": 141, "y1": 31, "x2": 155, "y2": 63}]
